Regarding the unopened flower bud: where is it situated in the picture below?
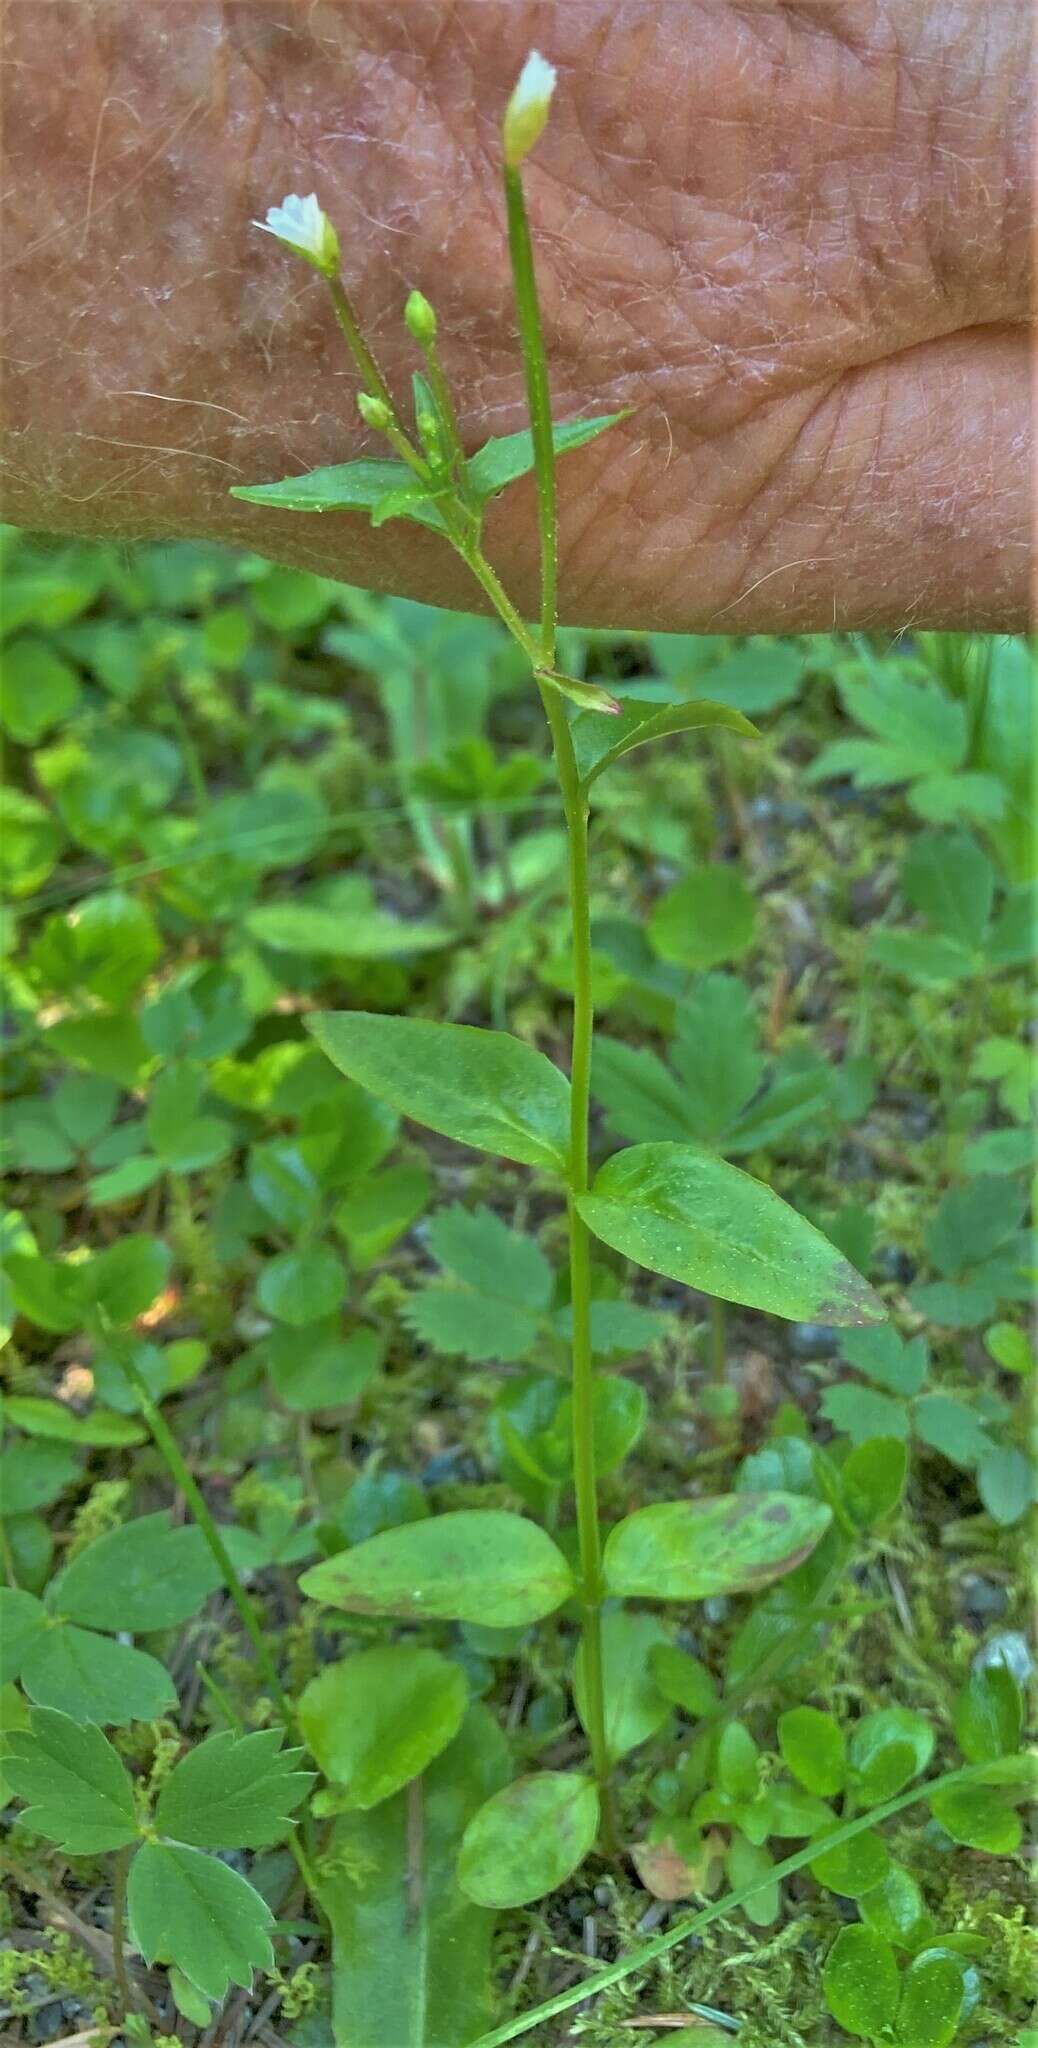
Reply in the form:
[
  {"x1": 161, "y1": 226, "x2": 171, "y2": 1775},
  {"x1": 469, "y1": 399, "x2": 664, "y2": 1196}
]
[
  {"x1": 357, "y1": 392, "x2": 392, "y2": 431},
  {"x1": 416, "y1": 409, "x2": 442, "y2": 462},
  {"x1": 254, "y1": 193, "x2": 340, "y2": 278},
  {"x1": 503, "y1": 50, "x2": 556, "y2": 167},
  {"x1": 404, "y1": 290, "x2": 438, "y2": 345}
]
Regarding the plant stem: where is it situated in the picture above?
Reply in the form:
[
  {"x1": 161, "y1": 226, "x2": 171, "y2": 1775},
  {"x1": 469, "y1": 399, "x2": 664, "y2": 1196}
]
[
  {"x1": 503, "y1": 163, "x2": 556, "y2": 662},
  {"x1": 710, "y1": 1295, "x2": 727, "y2": 1384},
  {"x1": 118, "y1": 1348, "x2": 292, "y2": 1724},
  {"x1": 327, "y1": 276, "x2": 401, "y2": 427},
  {"x1": 110, "y1": 1843, "x2": 132, "y2": 2021},
  {"x1": 542, "y1": 698, "x2": 615, "y2": 1852}
]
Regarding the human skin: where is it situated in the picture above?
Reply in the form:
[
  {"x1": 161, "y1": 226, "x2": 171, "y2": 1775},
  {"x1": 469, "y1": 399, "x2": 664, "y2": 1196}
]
[{"x1": 1, "y1": 0, "x2": 1032, "y2": 631}]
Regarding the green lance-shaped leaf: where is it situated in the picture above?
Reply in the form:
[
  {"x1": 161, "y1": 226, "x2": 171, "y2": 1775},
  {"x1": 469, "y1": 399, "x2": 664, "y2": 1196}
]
[
  {"x1": 298, "y1": 1645, "x2": 466, "y2": 1810},
  {"x1": 128, "y1": 1842, "x2": 275, "y2": 2002},
  {"x1": 465, "y1": 413, "x2": 629, "y2": 501},
  {"x1": 457, "y1": 1771, "x2": 599, "y2": 1907},
  {"x1": 823, "y1": 1925, "x2": 900, "y2": 2038},
  {"x1": 571, "y1": 696, "x2": 759, "y2": 788},
  {"x1": 307, "y1": 1012, "x2": 571, "y2": 1172},
  {"x1": 602, "y1": 1491, "x2": 832, "y2": 1602},
  {"x1": 299, "y1": 1509, "x2": 574, "y2": 1627},
  {"x1": 576, "y1": 1142, "x2": 884, "y2": 1323},
  {"x1": 3, "y1": 1707, "x2": 138, "y2": 1854},
  {"x1": 327, "y1": 1704, "x2": 509, "y2": 2048},
  {"x1": 154, "y1": 1728, "x2": 313, "y2": 1848},
  {"x1": 230, "y1": 458, "x2": 449, "y2": 530},
  {"x1": 46, "y1": 1511, "x2": 223, "y2": 1633}
]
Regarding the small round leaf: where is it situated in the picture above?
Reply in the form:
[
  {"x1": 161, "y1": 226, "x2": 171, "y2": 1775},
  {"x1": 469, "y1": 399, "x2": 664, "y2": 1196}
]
[
  {"x1": 778, "y1": 1706, "x2": 846, "y2": 1798},
  {"x1": 811, "y1": 1827, "x2": 890, "y2": 1898},
  {"x1": 896, "y1": 1948, "x2": 970, "y2": 2048},
  {"x1": 848, "y1": 1709, "x2": 935, "y2": 1803},
  {"x1": 823, "y1": 1925, "x2": 899, "y2": 2037},
  {"x1": 457, "y1": 1772, "x2": 599, "y2": 1906},
  {"x1": 298, "y1": 1646, "x2": 465, "y2": 1809}
]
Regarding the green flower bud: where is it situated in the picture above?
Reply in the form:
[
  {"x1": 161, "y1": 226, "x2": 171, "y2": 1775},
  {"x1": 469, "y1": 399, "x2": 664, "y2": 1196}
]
[
  {"x1": 404, "y1": 290, "x2": 438, "y2": 345},
  {"x1": 357, "y1": 392, "x2": 392, "y2": 431},
  {"x1": 503, "y1": 50, "x2": 556, "y2": 167}
]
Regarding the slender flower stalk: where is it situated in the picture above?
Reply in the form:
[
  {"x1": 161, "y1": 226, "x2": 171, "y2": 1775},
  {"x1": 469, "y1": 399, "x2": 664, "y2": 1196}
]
[{"x1": 248, "y1": 61, "x2": 618, "y2": 1853}]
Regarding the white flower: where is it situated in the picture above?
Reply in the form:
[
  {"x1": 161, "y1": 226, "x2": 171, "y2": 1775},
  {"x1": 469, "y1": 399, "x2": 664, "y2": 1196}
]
[
  {"x1": 503, "y1": 50, "x2": 557, "y2": 167},
  {"x1": 254, "y1": 193, "x2": 340, "y2": 278}
]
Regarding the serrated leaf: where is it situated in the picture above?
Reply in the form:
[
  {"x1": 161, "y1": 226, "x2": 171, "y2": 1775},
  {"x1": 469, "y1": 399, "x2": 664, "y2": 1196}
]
[
  {"x1": 902, "y1": 830, "x2": 994, "y2": 949},
  {"x1": 1, "y1": 1396, "x2": 146, "y2": 1447},
  {"x1": 155, "y1": 1728, "x2": 312, "y2": 1846},
  {"x1": 577, "y1": 1142, "x2": 884, "y2": 1323},
  {"x1": 0, "y1": 1588, "x2": 48, "y2": 1682},
  {"x1": 426, "y1": 1204, "x2": 552, "y2": 1306},
  {"x1": 308, "y1": 1012, "x2": 571, "y2": 1172},
  {"x1": 0, "y1": 1439, "x2": 80, "y2": 1513},
  {"x1": 841, "y1": 1326, "x2": 928, "y2": 1396},
  {"x1": 404, "y1": 1286, "x2": 542, "y2": 1362},
  {"x1": 47, "y1": 1512, "x2": 223, "y2": 1632},
  {"x1": 20, "y1": 1623, "x2": 176, "y2": 1724},
  {"x1": 4, "y1": 1707, "x2": 138, "y2": 1852},
  {"x1": 128, "y1": 1841, "x2": 275, "y2": 2000}
]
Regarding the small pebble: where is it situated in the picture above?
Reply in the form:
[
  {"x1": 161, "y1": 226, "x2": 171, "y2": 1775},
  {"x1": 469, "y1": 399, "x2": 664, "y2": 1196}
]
[
  {"x1": 960, "y1": 1574, "x2": 1010, "y2": 1623},
  {"x1": 789, "y1": 1322, "x2": 839, "y2": 1359},
  {"x1": 973, "y1": 1630, "x2": 1033, "y2": 1685},
  {"x1": 420, "y1": 1448, "x2": 481, "y2": 1485},
  {"x1": 877, "y1": 1247, "x2": 916, "y2": 1284}
]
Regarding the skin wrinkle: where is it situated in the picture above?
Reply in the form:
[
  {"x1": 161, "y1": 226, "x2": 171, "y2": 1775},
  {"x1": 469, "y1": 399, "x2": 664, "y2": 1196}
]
[{"x1": 0, "y1": 0, "x2": 1032, "y2": 631}]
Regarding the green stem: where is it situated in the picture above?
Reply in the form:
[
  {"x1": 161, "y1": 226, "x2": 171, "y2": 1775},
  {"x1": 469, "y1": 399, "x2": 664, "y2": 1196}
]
[
  {"x1": 709, "y1": 1295, "x2": 727, "y2": 1384},
  {"x1": 503, "y1": 162, "x2": 557, "y2": 662},
  {"x1": 540, "y1": 689, "x2": 616, "y2": 1854},
  {"x1": 110, "y1": 1842, "x2": 132, "y2": 2020},
  {"x1": 469, "y1": 1760, "x2": 1002, "y2": 2047},
  {"x1": 118, "y1": 1348, "x2": 292, "y2": 1724},
  {"x1": 327, "y1": 277, "x2": 401, "y2": 427}
]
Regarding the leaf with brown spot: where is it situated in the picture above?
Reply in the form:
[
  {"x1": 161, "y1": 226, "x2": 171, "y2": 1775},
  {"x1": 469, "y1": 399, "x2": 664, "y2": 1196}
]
[{"x1": 603, "y1": 1491, "x2": 832, "y2": 1601}]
